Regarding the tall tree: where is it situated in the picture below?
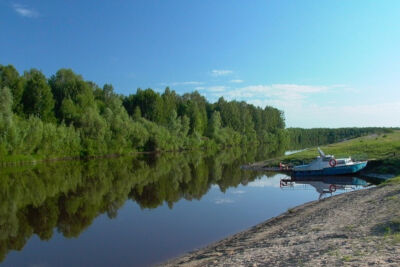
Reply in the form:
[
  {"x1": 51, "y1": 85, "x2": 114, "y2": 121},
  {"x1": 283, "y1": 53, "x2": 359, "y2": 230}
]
[
  {"x1": 133, "y1": 106, "x2": 142, "y2": 120},
  {"x1": 0, "y1": 65, "x2": 24, "y2": 114},
  {"x1": 162, "y1": 87, "x2": 178, "y2": 125},
  {"x1": 167, "y1": 110, "x2": 181, "y2": 135},
  {"x1": 49, "y1": 69, "x2": 94, "y2": 122},
  {"x1": 0, "y1": 86, "x2": 13, "y2": 129},
  {"x1": 0, "y1": 87, "x2": 15, "y2": 154},
  {"x1": 22, "y1": 69, "x2": 55, "y2": 122},
  {"x1": 207, "y1": 111, "x2": 222, "y2": 139},
  {"x1": 128, "y1": 88, "x2": 164, "y2": 123}
]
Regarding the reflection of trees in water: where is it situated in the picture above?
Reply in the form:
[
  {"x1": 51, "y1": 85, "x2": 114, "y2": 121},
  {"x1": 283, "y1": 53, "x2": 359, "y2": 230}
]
[{"x1": 0, "y1": 144, "x2": 283, "y2": 262}]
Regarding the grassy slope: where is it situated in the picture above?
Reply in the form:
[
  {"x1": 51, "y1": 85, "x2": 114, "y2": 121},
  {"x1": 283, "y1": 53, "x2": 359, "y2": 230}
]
[{"x1": 279, "y1": 130, "x2": 400, "y2": 175}]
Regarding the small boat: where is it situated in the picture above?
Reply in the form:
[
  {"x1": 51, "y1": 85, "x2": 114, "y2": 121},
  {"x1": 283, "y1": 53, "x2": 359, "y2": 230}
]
[{"x1": 292, "y1": 148, "x2": 367, "y2": 177}]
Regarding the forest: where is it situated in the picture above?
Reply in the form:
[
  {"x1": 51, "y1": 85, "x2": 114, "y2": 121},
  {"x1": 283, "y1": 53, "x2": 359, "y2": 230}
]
[
  {"x1": 1, "y1": 63, "x2": 396, "y2": 162},
  {"x1": 0, "y1": 64, "x2": 287, "y2": 160}
]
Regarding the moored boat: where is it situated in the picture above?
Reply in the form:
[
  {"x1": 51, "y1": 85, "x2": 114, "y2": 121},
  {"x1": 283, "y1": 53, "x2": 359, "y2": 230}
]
[{"x1": 292, "y1": 148, "x2": 367, "y2": 177}]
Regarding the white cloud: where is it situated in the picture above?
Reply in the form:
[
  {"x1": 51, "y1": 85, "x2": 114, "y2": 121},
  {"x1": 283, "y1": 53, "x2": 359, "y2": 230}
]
[
  {"x1": 218, "y1": 83, "x2": 400, "y2": 128},
  {"x1": 180, "y1": 76, "x2": 398, "y2": 127},
  {"x1": 217, "y1": 84, "x2": 329, "y2": 106},
  {"x1": 195, "y1": 85, "x2": 229, "y2": 93},
  {"x1": 13, "y1": 4, "x2": 39, "y2": 18},
  {"x1": 288, "y1": 101, "x2": 400, "y2": 128},
  {"x1": 230, "y1": 79, "x2": 244, "y2": 83},
  {"x1": 206, "y1": 86, "x2": 229, "y2": 92},
  {"x1": 248, "y1": 175, "x2": 285, "y2": 188},
  {"x1": 231, "y1": 190, "x2": 246, "y2": 194},
  {"x1": 248, "y1": 179, "x2": 280, "y2": 188},
  {"x1": 174, "y1": 81, "x2": 203, "y2": 86},
  {"x1": 214, "y1": 198, "x2": 234, "y2": 204},
  {"x1": 211, "y1": 70, "x2": 233, "y2": 76},
  {"x1": 273, "y1": 84, "x2": 328, "y2": 93},
  {"x1": 160, "y1": 75, "x2": 399, "y2": 127},
  {"x1": 160, "y1": 81, "x2": 203, "y2": 87},
  {"x1": 204, "y1": 83, "x2": 400, "y2": 127}
]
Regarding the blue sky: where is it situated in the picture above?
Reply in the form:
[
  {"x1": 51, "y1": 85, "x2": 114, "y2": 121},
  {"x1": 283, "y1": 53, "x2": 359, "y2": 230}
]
[{"x1": 1, "y1": 0, "x2": 400, "y2": 128}]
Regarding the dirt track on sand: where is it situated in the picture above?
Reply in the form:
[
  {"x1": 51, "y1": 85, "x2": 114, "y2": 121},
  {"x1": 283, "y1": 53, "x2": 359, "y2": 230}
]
[{"x1": 162, "y1": 184, "x2": 400, "y2": 266}]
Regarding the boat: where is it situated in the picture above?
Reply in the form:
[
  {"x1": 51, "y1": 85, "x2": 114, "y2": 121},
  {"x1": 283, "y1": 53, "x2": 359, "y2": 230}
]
[{"x1": 292, "y1": 148, "x2": 367, "y2": 177}]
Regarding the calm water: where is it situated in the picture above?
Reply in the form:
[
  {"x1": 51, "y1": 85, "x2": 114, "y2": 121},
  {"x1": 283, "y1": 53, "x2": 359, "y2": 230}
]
[{"x1": 0, "y1": 146, "x2": 370, "y2": 267}]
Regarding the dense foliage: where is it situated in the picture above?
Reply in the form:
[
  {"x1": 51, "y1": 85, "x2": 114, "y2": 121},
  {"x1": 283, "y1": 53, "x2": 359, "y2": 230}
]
[
  {"x1": 287, "y1": 127, "x2": 394, "y2": 149},
  {"x1": 0, "y1": 64, "x2": 287, "y2": 160}
]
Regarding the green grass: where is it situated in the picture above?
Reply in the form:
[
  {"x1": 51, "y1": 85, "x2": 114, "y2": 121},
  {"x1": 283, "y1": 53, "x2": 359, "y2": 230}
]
[
  {"x1": 382, "y1": 176, "x2": 400, "y2": 185},
  {"x1": 391, "y1": 233, "x2": 400, "y2": 244},
  {"x1": 383, "y1": 217, "x2": 400, "y2": 244},
  {"x1": 285, "y1": 131, "x2": 400, "y2": 162},
  {"x1": 386, "y1": 195, "x2": 399, "y2": 201},
  {"x1": 344, "y1": 224, "x2": 356, "y2": 232},
  {"x1": 276, "y1": 131, "x2": 400, "y2": 175},
  {"x1": 341, "y1": 255, "x2": 352, "y2": 262}
]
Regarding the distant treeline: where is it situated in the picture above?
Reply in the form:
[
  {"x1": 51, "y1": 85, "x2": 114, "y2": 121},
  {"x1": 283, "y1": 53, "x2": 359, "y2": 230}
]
[
  {"x1": 288, "y1": 127, "x2": 394, "y2": 149},
  {"x1": 0, "y1": 64, "x2": 287, "y2": 159}
]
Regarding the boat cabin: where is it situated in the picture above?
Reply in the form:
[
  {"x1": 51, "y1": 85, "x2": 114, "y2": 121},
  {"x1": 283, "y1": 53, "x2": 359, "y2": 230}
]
[{"x1": 293, "y1": 148, "x2": 352, "y2": 171}]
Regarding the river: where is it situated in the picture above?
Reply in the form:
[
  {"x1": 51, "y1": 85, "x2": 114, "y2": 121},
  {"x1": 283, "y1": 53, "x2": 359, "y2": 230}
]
[{"x1": 0, "y1": 146, "x2": 370, "y2": 266}]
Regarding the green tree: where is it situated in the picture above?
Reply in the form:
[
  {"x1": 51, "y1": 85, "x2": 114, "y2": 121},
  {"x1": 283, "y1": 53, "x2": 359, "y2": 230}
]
[
  {"x1": 22, "y1": 69, "x2": 55, "y2": 122},
  {"x1": 49, "y1": 69, "x2": 95, "y2": 122},
  {"x1": 0, "y1": 64, "x2": 291, "y2": 159},
  {"x1": 134, "y1": 88, "x2": 164, "y2": 123},
  {"x1": 207, "y1": 111, "x2": 222, "y2": 139},
  {"x1": 0, "y1": 65, "x2": 24, "y2": 114},
  {"x1": 0, "y1": 87, "x2": 14, "y2": 154},
  {"x1": 162, "y1": 87, "x2": 178, "y2": 125},
  {"x1": 167, "y1": 110, "x2": 181, "y2": 135},
  {"x1": 180, "y1": 115, "x2": 190, "y2": 138},
  {"x1": 79, "y1": 107, "x2": 107, "y2": 155},
  {"x1": 133, "y1": 106, "x2": 142, "y2": 120},
  {"x1": 0, "y1": 87, "x2": 13, "y2": 125}
]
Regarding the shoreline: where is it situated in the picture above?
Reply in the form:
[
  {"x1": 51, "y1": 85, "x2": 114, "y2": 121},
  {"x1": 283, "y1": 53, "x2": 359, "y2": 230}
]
[
  {"x1": 162, "y1": 183, "x2": 400, "y2": 266},
  {"x1": 0, "y1": 145, "x2": 241, "y2": 167},
  {"x1": 0, "y1": 148, "x2": 201, "y2": 167}
]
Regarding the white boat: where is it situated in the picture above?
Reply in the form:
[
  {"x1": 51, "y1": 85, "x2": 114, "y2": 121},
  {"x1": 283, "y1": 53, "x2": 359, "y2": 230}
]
[{"x1": 292, "y1": 148, "x2": 367, "y2": 177}]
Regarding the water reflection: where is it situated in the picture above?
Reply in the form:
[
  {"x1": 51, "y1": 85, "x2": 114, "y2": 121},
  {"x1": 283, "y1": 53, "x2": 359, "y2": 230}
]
[
  {"x1": 0, "y1": 145, "x2": 283, "y2": 263},
  {"x1": 280, "y1": 175, "x2": 372, "y2": 200}
]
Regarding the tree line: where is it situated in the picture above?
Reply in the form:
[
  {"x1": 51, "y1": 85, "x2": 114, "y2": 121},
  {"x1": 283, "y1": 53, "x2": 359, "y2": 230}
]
[
  {"x1": 0, "y1": 64, "x2": 288, "y2": 159},
  {"x1": 287, "y1": 127, "x2": 394, "y2": 149}
]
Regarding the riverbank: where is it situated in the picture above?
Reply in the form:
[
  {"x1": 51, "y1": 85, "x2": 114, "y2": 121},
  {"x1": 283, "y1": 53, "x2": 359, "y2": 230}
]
[
  {"x1": 163, "y1": 180, "x2": 400, "y2": 266},
  {"x1": 0, "y1": 147, "x2": 212, "y2": 167},
  {"x1": 244, "y1": 131, "x2": 400, "y2": 176}
]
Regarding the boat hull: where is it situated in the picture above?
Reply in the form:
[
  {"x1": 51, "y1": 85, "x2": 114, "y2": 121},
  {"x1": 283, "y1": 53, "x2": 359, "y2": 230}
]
[{"x1": 292, "y1": 161, "x2": 367, "y2": 177}]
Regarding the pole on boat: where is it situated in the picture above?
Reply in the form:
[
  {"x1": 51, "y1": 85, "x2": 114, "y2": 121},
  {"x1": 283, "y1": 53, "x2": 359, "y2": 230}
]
[{"x1": 318, "y1": 147, "x2": 325, "y2": 158}]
